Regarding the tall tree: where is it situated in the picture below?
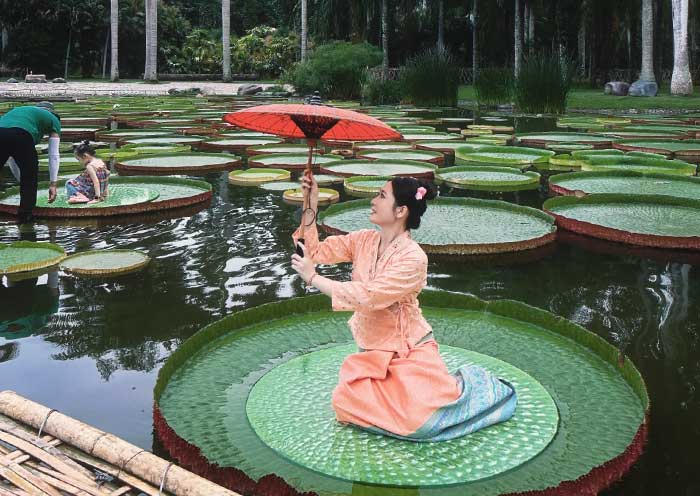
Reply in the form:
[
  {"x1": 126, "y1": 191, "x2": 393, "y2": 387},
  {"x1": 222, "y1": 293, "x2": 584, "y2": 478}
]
[
  {"x1": 301, "y1": 0, "x2": 308, "y2": 60},
  {"x1": 472, "y1": 0, "x2": 478, "y2": 81},
  {"x1": 144, "y1": 0, "x2": 158, "y2": 82},
  {"x1": 527, "y1": 0, "x2": 534, "y2": 55},
  {"x1": 381, "y1": 0, "x2": 388, "y2": 78},
  {"x1": 110, "y1": 0, "x2": 119, "y2": 82},
  {"x1": 671, "y1": 0, "x2": 692, "y2": 95},
  {"x1": 222, "y1": 0, "x2": 231, "y2": 81},
  {"x1": 514, "y1": 0, "x2": 522, "y2": 76},
  {"x1": 437, "y1": 0, "x2": 445, "y2": 49},
  {"x1": 640, "y1": 0, "x2": 655, "y2": 82}
]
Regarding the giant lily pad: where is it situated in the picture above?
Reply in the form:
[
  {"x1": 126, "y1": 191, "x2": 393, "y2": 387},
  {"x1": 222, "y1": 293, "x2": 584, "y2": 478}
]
[
  {"x1": 246, "y1": 144, "x2": 311, "y2": 156},
  {"x1": 121, "y1": 136, "x2": 205, "y2": 146},
  {"x1": 95, "y1": 129, "x2": 175, "y2": 142},
  {"x1": 197, "y1": 137, "x2": 284, "y2": 152},
  {"x1": 352, "y1": 141, "x2": 414, "y2": 152},
  {"x1": 155, "y1": 291, "x2": 647, "y2": 495},
  {"x1": 401, "y1": 132, "x2": 463, "y2": 142},
  {"x1": 320, "y1": 159, "x2": 437, "y2": 179},
  {"x1": 613, "y1": 139, "x2": 700, "y2": 158},
  {"x1": 516, "y1": 132, "x2": 613, "y2": 148},
  {"x1": 580, "y1": 156, "x2": 697, "y2": 176},
  {"x1": 39, "y1": 154, "x2": 84, "y2": 173},
  {"x1": 115, "y1": 153, "x2": 242, "y2": 175},
  {"x1": 356, "y1": 149, "x2": 444, "y2": 165},
  {"x1": 436, "y1": 166, "x2": 541, "y2": 191},
  {"x1": 283, "y1": 188, "x2": 339, "y2": 206},
  {"x1": 543, "y1": 194, "x2": 700, "y2": 249},
  {"x1": 321, "y1": 197, "x2": 556, "y2": 254},
  {"x1": 247, "y1": 153, "x2": 337, "y2": 170},
  {"x1": 414, "y1": 140, "x2": 489, "y2": 154},
  {"x1": 0, "y1": 242, "x2": 66, "y2": 275},
  {"x1": 60, "y1": 249, "x2": 150, "y2": 276},
  {"x1": 549, "y1": 171, "x2": 700, "y2": 199},
  {"x1": 455, "y1": 145, "x2": 554, "y2": 168},
  {"x1": 343, "y1": 176, "x2": 393, "y2": 197},
  {"x1": 228, "y1": 168, "x2": 291, "y2": 185}
]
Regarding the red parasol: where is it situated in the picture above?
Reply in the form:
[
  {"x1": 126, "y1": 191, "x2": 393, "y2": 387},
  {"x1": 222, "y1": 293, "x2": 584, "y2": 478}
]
[{"x1": 224, "y1": 104, "x2": 402, "y2": 254}]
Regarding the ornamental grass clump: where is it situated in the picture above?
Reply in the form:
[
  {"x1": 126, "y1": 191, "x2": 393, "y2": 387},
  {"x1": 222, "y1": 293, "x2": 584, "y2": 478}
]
[
  {"x1": 400, "y1": 48, "x2": 460, "y2": 107},
  {"x1": 514, "y1": 52, "x2": 575, "y2": 114},
  {"x1": 361, "y1": 69, "x2": 403, "y2": 105},
  {"x1": 474, "y1": 68, "x2": 515, "y2": 107}
]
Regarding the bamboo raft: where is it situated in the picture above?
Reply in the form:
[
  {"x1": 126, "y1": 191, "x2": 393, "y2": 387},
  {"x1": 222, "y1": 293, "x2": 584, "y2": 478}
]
[{"x1": 0, "y1": 391, "x2": 241, "y2": 496}]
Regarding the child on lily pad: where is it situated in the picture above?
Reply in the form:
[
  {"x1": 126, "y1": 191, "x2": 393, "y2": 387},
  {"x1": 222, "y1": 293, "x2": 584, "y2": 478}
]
[{"x1": 66, "y1": 141, "x2": 109, "y2": 204}]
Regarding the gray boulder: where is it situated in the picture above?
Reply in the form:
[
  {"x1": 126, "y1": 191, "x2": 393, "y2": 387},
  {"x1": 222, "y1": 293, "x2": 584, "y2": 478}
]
[
  {"x1": 6, "y1": 78, "x2": 18, "y2": 83},
  {"x1": 237, "y1": 83, "x2": 263, "y2": 96},
  {"x1": 629, "y1": 80, "x2": 658, "y2": 97},
  {"x1": 52, "y1": 77, "x2": 66, "y2": 83},
  {"x1": 604, "y1": 81, "x2": 630, "y2": 96}
]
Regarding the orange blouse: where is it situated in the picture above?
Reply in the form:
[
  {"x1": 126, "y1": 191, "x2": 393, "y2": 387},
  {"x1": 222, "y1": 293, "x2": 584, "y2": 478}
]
[{"x1": 293, "y1": 223, "x2": 432, "y2": 356}]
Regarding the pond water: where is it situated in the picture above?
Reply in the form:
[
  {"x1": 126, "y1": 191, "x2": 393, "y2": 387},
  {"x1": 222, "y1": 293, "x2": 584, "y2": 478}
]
[{"x1": 0, "y1": 106, "x2": 698, "y2": 495}]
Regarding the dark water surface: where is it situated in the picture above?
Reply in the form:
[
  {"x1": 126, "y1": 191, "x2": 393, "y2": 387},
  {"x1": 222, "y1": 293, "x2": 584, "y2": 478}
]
[{"x1": 1, "y1": 114, "x2": 699, "y2": 495}]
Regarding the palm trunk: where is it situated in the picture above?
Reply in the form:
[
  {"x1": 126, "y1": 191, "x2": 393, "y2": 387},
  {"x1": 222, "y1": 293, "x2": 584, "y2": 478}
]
[
  {"x1": 381, "y1": 0, "x2": 389, "y2": 78},
  {"x1": 102, "y1": 29, "x2": 109, "y2": 79},
  {"x1": 144, "y1": 0, "x2": 158, "y2": 82},
  {"x1": 110, "y1": 0, "x2": 119, "y2": 82},
  {"x1": 1, "y1": 26, "x2": 7, "y2": 56},
  {"x1": 640, "y1": 0, "x2": 655, "y2": 81},
  {"x1": 578, "y1": 3, "x2": 587, "y2": 76},
  {"x1": 222, "y1": 0, "x2": 231, "y2": 81},
  {"x1": 437, "y1": 0, "x2": 444, "y2": 49},
  {"x1": 528, "y1": 0, "x2": 534, "y2": 55},
  {"x1": 472, "y1": 0, "x2": 478, "y2": 81},
  {"x1": 64, "y1": 27, "x2": 72, "y2": 80},
  {"x1": 301, "y1": 0, "x2": 308, "y2": 61},
  {"x1": 514, "y1": 0, "x2": 522, "y2": 77},
  {"x1": 523, "y1": 1, "x2": 529, "y2": 48},
  {"x1": 671, "y1": 0, "x2": 692, "y2": 95}
]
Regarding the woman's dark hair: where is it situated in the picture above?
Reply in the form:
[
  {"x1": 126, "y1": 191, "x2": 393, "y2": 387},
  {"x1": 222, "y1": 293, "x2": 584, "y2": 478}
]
[
  {"x1": 391, "y1": 176, "x2": 437, "y2": 230},
  {"x1": 74, "y1": 140, "x2": 96, "y2": 156}
]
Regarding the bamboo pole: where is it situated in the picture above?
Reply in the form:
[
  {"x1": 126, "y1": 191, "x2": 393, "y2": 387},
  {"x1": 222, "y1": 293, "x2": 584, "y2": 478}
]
[{"x1": 0, "y1": 392, "x2": 240, "y2": 496}]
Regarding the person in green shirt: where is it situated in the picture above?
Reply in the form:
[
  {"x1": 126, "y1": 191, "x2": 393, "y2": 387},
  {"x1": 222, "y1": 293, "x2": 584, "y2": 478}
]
[{"x1": 0, "y1": 101, "x2": 62, "y2": 223}]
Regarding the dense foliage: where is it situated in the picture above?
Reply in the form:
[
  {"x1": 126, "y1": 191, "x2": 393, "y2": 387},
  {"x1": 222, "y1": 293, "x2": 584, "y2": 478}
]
[
  {"x1": 514, "y1": 52, "x2": 575, "y2": 114},
  {"x1": 474, "y1": 68, "x2": 515, "y2": 107},
  {"x1": 400, "y1": 48, "x2": 460, "y2": 107}
]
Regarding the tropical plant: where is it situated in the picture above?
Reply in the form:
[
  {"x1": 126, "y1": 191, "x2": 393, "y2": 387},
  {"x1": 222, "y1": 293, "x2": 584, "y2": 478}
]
[
  {"x1": 361, "y1": 69, "x2": 403, "y2": 105},
  {"x1": 514, "y1": 51, "x2": 575, "y2": 114},
  {"x1": 162, "y1": 29, "x2": 221, "y2": 74},
  {"x1": 231, "y1": 26, "x2": 297, "y2": 78},
  {"x1": 474, "y1": 67, "x2": 514, "y2": 106},
  {"x1": 284, "y1": 41, "x2": 382, "y2": 99},
  {"x1": 400, "y1": 47, "x2": 460, "y2": 107}
]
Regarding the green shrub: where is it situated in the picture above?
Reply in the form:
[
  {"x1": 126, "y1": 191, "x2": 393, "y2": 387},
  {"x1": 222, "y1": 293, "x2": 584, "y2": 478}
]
[
  {"x1": 474, "y1": 67, "x2": 515, "y2": 106},
  {"x1": 400, "y1": 48, "x2": 460, "y2": 107},
  {"x1": 162, "y1": 29, "x2": 221, "y2": 74},
  {"x1": 232, "y1": 26, "x2": 297, "y2": 78},
  {"x1": 514, "y1": 52, "x2": 575, "y2": 114},
  {"x1": 361, "y1": 70, "x2": 403, "y2": 105},
  {"x1": 284, "y1": 41, "x2": 383, "y2": 100}
]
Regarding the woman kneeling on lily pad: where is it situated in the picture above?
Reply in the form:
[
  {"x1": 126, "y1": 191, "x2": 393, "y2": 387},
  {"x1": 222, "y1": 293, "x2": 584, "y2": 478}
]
[{"x1": 291, "y1": 172, "x2": 517, "y2": 441}]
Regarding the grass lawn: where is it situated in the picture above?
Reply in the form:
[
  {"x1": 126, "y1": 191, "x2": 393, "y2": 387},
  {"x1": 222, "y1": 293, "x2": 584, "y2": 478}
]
[{"x1": 459, "y1": 85, "x2": 700, "y2": 111}]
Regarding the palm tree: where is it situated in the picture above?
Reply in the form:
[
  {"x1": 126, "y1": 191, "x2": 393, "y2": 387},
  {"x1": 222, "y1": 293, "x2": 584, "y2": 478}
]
[
  {"x1": 144, "y1": 0, "x2": 158, "y2": 82},
  {"x1": 437, "y1": 0, "x2": 445, "y2": 49},
  {"x1": 381, "y1": 0, "x2": 388, "y2": 78},
  {"x1": 671, "y1": 0, "x2": 692, "y2": 95},
  {"x1": 639, "y1": 0, "x2": 655, "y2": 82},
  {"x1": 222, "y1": 0, "x2": 231, "y2": 81},
  {"x1": 110, "y1": 0, "x2": 119, "y2": 82},
  {"x1": 514, "y1": 0, "x2": 522, "y2": 77},
  {"x1": 472, "y1": 0, "x2": 478, "y2": 81},
  {"x1": 301, "y1": 0, "x2": 308, "y2": 61}
]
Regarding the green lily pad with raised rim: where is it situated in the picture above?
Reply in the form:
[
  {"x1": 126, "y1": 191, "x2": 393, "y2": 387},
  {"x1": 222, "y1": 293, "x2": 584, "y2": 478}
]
[
  {"x1": 247, "y1": 153, "x2": 338, "y2": 169},
  {"x1": 415, "y1": 141, "x2": 489, "y2": 154},
  {"x1": 394, "y1": 125, "x2": 436, "y2": 132},
  {"x1": 548, "y1": 154, "x2": 584, "y2": 168},
  {"x1": 115, "y1": 152, "x2": 242, "y2": 175},
  {"x1": 320, "y1": 159, "x2": 437, "y2": 179},
  {"x1": 247, "y1": 343, "x2": 558, "y2": 487},
  {"x1": 343, "y1": 175, "x2": 392, "y2": 197},
  {"x1": 543, "y1": 194, "x2": 700, "y2": 249},
  {"x1": 302, "y1": 174, "x2": 344, "y2": 186},
  {"x1": 95, "y1": 129, "x2": 176, "y2": 142},
  {"x1": 0, "y1": 242, "x2": 66, "y2": 275},
  {"x1": 356, "y1": 149, "x2": 444, "y2": 164},
  {"x1": 546, "y1": 143, "x2": 594, "y2": 153},
  {"x1": 549, "y1": 171, "x2": 700, "y2": 199},
  {"x1": 246, "y1": 144, "x2": 311, "y2": 156},
  {"x1": 283, "y1": 188, "x2": 339, "y2": 205},
  {"x1": 435, "y1": 166, "x2": 541, "y2": 191},
  {"x1": 259, "y1": 181, "x2": 300, "y2": 192},
  {"x1": 228, "y1": 168, "x2": 291, "y2": 185},
  {"x1": 401, "y1": 132, "x2": 463, "y2": 142},
  {"x1": 455, "y1": 145, "x2": 554, "y2": 168},
  {"x1": 121, "y1": 136, "x2": 205, "y2": 146},
  {"x1": 34, "y1": 186, "x2": 159, "y2": 209},
  {"x1": 60, "y1": 249, "x2": 150, "y2": 276},
  {"x1": 516, "y1": 132, "x2": 613, "y2": 148},
  {"x1": 580, "y1": 156, "x2": 697, "y2": 176},
  {"x1": 320, "y1": 197, "x2": 556, "y2": 254},
  {"x1": 613, "y1": 138, "x2": 700, "y2": 157},
  {"x1": 619, "y1": 124, "x2": 700, "y2": 136},
  {"x1": 197, "y1": 137, "x2": 284, "y2": 152},
  {"x1": 352, "y1": 141, "x2": 413, "y2": 152},
  {"x1": 38, "y1": 154, "x2": 84, "y2": 172},
  {"x1": 154, "y1": 290, "x2": 647, "y2": 496}
]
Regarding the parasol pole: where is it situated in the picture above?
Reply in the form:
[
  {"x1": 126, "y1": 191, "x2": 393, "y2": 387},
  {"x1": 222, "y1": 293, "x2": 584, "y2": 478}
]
[{"x1": 296, "y1": 139, "x2": 315, "y2": 257}]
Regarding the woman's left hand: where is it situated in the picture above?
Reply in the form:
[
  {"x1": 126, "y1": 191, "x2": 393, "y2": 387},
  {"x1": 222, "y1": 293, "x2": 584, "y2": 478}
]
[{"x1": 291, "y1": 242, "x2": 316, "y2": 283}]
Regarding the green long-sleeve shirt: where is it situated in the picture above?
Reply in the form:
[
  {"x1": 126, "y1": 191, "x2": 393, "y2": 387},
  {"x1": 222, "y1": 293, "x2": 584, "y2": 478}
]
[{"x1": 0, "y1": 106, "x2": 61, "y2": 144}]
